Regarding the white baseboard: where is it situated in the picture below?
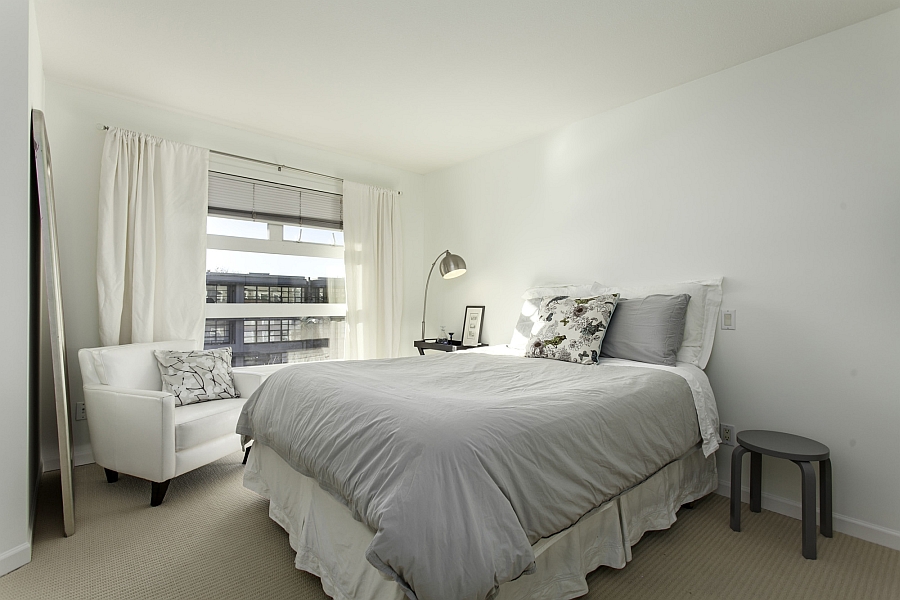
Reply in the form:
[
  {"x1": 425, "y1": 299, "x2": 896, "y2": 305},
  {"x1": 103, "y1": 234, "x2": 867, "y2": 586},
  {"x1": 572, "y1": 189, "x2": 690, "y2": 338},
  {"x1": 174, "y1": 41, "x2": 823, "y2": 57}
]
[
  {"x1": 5, "y1": 459, "x2": 45, "y2": 578},
  {"x1": 42, "y1": 444, "x2": 95, "y2": 473},
  {"x1": 0, "y1": 542, "x2": 31, "y2": 578},
  {"x1": 716, "y1": 479, "x2": 900, "y2": 551}
]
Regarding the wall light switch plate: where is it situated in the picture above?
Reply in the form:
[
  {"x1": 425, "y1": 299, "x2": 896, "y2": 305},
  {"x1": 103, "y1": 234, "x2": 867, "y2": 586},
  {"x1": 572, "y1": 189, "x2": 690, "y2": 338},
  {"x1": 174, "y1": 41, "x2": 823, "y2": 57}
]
[
  {"x1": 721, "y1": 309, "x2": 736, "y2": 330},
  {"x1": 75, "y1": 402, "x2": 86, "y2": 421}
]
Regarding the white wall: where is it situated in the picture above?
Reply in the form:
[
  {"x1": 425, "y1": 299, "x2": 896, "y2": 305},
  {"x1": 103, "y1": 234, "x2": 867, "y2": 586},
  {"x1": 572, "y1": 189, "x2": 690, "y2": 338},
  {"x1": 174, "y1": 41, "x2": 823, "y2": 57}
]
[
  {"x1": 29, "y1": 0, "x2": 44, "y2": 111},
  {"x1": 26, "y1": 0, "x2": 46, "y2": 568},
  {"x1": 424, "y1": 11, "x2": 900, "y2": 546},
  {"x1": 41, "y1": 81, "x2": 426, "y2": 464},
  {"x1": 0, "y1": 0, "x2": 42, "y2": 578}
]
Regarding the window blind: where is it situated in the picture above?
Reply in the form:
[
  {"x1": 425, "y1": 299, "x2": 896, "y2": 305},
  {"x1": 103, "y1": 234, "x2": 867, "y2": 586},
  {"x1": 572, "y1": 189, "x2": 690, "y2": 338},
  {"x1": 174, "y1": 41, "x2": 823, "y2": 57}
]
[{"x1": 208, "y1": 171, "x2": 343, "y2": 230}]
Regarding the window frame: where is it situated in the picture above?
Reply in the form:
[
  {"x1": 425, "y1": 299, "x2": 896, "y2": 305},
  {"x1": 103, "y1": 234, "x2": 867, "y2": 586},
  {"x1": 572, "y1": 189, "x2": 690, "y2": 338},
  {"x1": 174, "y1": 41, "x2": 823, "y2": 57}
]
[{"x1": 205, "y1": 204, "x2": 347, "y2": 367}]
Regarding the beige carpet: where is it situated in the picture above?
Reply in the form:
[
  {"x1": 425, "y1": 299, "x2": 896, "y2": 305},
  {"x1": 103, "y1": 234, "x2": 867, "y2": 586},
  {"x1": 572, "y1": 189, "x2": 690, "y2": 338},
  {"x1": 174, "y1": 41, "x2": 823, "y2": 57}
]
[{"x1": 1, "y1": 452, "x2": 897, "y2": 600}]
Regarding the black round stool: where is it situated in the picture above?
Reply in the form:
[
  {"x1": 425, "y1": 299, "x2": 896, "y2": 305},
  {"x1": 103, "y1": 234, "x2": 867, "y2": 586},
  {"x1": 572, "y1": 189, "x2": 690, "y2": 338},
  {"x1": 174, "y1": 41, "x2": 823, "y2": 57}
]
[{"x1": 730, "y1": 430, "x2": 832, "y2": 559}]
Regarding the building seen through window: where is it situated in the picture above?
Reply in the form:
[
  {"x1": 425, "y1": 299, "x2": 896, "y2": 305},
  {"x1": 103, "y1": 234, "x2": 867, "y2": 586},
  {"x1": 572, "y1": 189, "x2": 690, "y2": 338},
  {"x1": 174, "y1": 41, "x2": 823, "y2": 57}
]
[{"x1": 204, "y1": 271, "x2": 345, "y2": 366}]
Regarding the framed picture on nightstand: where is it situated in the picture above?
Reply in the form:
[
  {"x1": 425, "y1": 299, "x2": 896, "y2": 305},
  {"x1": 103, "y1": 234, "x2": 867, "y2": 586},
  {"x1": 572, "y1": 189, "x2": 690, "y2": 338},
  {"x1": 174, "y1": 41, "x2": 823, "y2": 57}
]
[{"x1": 462, "y1": 306, "x2": 485, "y2": 347}]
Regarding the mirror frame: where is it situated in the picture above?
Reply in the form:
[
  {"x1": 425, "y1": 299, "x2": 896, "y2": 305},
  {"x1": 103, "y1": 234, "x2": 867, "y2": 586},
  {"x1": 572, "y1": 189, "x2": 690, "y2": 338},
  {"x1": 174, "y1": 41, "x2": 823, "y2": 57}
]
[{"x1": 32, "y1": 108, "x2": 75, "y2": 536}]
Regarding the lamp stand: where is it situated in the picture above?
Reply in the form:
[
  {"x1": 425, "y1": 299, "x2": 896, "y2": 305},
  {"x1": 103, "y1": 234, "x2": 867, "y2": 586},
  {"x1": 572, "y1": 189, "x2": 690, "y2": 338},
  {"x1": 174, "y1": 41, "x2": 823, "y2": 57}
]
[{"x1": 422, "y1": 250, "x2": 450, "y2": 340}]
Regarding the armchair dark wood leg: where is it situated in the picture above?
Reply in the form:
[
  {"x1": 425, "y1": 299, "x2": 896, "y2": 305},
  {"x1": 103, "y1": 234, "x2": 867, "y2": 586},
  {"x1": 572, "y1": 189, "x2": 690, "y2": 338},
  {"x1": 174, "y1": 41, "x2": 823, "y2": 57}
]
[
  {"x1": 242, "y1": 446, "x2": 252, "y2": 465},
  {"x1": 104, "y1": 469, "x2": 119, "y2": 483},
  {"x1": 150, "y1": 480, "x2": 171, "y2": 507}
]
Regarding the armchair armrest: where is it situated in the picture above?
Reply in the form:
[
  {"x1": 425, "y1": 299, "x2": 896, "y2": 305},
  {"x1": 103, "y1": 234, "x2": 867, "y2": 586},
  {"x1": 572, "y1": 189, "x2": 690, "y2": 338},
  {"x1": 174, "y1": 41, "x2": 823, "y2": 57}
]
[
  {"x1": 232, "y1": 364, "x2": 291, "y2": 398},
  {"x1": 82, "y1": 384, "x2": 177, "y2": 482}
]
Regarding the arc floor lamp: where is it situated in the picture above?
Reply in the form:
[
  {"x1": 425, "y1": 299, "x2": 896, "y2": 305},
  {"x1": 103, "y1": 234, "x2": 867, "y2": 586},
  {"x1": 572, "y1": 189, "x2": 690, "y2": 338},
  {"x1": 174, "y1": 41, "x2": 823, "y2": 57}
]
[{"x1": 422, "y1": 250, "x2": 467, "y2": 340}]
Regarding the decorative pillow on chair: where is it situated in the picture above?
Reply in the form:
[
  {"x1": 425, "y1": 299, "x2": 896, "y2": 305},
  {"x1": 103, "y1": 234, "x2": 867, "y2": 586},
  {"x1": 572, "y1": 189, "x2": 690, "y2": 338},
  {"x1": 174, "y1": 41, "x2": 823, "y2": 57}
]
[
  {"x1": 154, "y1": 348, "x2": 240, "y2": 406},
  {"x1": 525, "y1": 294, "x2": 619, "y2": 364}
]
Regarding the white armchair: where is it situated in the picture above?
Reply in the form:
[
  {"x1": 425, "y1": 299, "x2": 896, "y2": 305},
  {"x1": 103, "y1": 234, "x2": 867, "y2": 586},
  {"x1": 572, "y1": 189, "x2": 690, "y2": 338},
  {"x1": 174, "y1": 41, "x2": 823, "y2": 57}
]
[{"x1": 77, "y1": 340, "x2": 286, "y2": 506}]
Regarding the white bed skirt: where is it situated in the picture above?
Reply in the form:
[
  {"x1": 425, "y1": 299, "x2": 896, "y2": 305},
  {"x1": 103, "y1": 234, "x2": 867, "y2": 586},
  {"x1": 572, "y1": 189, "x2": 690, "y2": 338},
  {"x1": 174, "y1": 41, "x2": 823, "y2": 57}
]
[{"x1": 244, "y1": 443, "x2": 717, "y2": 600}]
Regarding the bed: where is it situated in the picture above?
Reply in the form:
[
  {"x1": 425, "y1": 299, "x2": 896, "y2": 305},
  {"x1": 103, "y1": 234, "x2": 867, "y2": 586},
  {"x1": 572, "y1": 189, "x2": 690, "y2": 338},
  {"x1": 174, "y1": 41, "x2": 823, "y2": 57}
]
[{"x1": 237, "y1": 344, "x2": 720, "y2": 600}]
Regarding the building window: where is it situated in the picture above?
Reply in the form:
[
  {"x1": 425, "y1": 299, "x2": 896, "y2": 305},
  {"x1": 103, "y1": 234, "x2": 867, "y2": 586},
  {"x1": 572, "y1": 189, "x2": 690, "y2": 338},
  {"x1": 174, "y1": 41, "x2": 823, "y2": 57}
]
[
  {"x1": 239, "y1": 284, "x2": 326, "y2": 304},
  {"x1": 204, "y1": 319, "x2": 233, "y2": 345},
  {"x1": 243, "y1": 319, "x2": 291, "y2": 343},
  {"x1": 206, "y1": 284, "x2": 230, "y2": 304}
]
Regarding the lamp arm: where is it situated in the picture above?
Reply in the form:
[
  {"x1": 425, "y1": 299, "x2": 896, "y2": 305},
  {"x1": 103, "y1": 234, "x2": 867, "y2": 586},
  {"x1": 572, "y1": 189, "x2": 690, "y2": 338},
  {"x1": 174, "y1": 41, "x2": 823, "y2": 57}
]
[{"x1": 422, "y1": 250, "x2": 450, "y2": 340}]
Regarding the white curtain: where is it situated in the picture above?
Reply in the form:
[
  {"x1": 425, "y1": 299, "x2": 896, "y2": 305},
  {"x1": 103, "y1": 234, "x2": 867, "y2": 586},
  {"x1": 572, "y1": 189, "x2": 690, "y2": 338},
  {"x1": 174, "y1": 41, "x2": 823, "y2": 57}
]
[
  {"x1": 343, "y1": 181, "x2": 403, "y2": 360},
  {"x1": 97, "y1": 128, "x2": 209, "y2": 347}
]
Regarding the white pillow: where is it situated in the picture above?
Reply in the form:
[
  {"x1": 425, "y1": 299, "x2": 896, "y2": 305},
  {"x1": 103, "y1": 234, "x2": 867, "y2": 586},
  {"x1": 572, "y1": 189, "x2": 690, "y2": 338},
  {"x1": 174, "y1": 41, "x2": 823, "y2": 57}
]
[
  {"x1": 521, "y1": 282, "x2": 605, "y2": 300},
  {"x1": 510, "y1": 283, "x2": 605, "y2": 352},
  {"x1": 594, "y1": 278, "x2": 723, "y2": 369}
]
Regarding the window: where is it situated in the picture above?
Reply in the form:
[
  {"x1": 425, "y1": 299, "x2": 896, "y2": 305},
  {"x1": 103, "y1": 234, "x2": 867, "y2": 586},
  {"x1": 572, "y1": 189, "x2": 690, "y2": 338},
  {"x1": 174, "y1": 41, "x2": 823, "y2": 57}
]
[
  {"x1": 206, "y1": 284, "x2": 230, "y2": 304},
  {"x1": 283, "y1": 225, "x2": 344, "y2": 246},
  {"x1": 207, "y1": 216, "x2": 268, "y2": 239},
  {"x1": 243, "y1": 319, "x2": 290, "y2": 343},
  {"x1": 204, "y1": 319, "x2": 233, "y2": 345},
  {"x1": 240, "y1": 284, "x2": 331, "y2": 303},
  {"x1": 204, "y1": 171, "x2": 346, "y2": 366}
]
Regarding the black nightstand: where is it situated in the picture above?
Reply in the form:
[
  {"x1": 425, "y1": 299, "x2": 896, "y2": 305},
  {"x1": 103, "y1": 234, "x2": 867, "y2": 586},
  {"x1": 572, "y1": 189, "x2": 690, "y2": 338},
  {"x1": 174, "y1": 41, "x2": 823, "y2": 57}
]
[{"x1": 414, "y1": 340, "x2": 485, "y2": 355}]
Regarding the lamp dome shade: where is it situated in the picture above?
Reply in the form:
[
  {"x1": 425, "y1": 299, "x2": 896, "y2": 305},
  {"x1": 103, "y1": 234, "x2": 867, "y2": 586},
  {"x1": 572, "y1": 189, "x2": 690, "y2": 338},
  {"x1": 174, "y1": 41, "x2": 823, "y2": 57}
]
[{"x1": 439, "y1": 253, "x2": 467, "y2": 279}]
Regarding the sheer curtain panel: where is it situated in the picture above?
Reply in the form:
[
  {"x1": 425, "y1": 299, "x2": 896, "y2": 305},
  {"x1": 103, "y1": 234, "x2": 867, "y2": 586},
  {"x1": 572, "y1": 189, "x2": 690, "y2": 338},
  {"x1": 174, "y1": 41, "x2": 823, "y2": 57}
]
[
  {"x1": 343, "y1": 181, "x2": 403, "y2": 360},
  {"x1": 97, "y1": 128, "x2": 209, "y2": 347}
]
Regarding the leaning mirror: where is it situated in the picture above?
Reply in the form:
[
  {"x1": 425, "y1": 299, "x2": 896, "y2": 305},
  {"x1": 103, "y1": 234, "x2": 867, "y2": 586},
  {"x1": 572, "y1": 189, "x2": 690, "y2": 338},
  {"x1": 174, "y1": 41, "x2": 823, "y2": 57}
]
[{"x1": 32, "y1": 108, "x2": 75, "y2": 536}]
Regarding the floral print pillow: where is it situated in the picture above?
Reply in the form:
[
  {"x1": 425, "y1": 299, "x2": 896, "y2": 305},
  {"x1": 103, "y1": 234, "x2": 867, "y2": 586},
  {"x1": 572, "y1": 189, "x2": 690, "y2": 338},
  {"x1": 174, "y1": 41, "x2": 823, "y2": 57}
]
[
  {"x1": 154, "y1": 348, "x2": 240, "y2": 406},
  {"x1": 525, "y1": 294, "x2": 619, "y2": 364}
]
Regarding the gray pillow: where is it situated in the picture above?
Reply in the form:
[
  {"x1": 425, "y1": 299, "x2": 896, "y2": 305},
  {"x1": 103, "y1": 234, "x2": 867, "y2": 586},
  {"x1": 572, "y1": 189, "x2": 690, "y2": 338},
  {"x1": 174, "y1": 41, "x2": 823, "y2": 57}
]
[{"x1": 599, "y1": 294, "x2": 690, "y2": 366}]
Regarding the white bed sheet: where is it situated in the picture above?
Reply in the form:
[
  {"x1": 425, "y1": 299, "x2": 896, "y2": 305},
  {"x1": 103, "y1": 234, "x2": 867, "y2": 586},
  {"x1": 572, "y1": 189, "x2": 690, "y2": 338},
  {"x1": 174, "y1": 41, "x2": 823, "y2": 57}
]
[{"x1": 244, "y1": 443, "x2": 718, "y2": 600}]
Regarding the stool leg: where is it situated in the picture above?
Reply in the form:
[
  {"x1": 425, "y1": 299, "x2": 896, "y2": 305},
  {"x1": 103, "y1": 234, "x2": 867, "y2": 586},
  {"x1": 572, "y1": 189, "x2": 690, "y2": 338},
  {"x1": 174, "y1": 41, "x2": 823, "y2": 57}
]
[
  {"x1": 730, "y1": 446, "x2": 748, "y2": 532},
  {"x1": 749, "y1": 452, "x2": 762, "y2": 513},
  {"x1": 820, "y1": 458, "x2": 833, "y2": 538},
  {"x1": 795, "y1": 461, "x2": 817, "y2": 559}
]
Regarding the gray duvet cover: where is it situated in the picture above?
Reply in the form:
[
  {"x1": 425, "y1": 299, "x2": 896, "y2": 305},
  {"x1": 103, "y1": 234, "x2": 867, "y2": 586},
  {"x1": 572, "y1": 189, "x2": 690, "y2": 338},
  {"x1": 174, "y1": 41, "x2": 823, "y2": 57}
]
[{"x1": 237, "y1": 352, "x2": 700, "y2": 600}]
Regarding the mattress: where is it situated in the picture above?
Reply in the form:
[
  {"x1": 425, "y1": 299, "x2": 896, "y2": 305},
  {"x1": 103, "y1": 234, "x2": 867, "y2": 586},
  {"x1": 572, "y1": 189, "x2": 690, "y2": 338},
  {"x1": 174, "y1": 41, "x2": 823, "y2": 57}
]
[
  {"x1": 238, "y1": 350, "x2": 720, "y2": 600},
  {"x1": 244, "y1": 441, "x2": 718, "y2": 600}
]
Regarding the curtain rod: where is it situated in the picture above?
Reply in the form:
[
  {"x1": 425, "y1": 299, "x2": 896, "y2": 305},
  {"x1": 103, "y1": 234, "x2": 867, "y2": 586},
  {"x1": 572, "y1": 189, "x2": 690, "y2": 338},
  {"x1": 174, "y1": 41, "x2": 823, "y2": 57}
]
[{"x1": 97, "y1": 124, "x2": 402, "y2": 194}]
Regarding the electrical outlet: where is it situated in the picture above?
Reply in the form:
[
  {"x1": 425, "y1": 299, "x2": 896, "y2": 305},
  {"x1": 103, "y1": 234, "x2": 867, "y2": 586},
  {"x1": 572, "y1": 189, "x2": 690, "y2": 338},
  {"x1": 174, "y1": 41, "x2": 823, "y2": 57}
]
[
  {"x1": 75, "y1": 402, "x2": 86, "y2": 421},
  {"x1": 720, "y1": 423, "x2": 736, "y2": 446}
]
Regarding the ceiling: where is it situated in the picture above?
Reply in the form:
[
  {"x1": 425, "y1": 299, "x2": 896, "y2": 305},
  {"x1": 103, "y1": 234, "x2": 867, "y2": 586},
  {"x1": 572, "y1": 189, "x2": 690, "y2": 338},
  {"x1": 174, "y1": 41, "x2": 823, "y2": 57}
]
[{"x1": 34, "y1": 1, "x2": 900, "y2": 173}]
